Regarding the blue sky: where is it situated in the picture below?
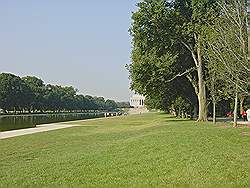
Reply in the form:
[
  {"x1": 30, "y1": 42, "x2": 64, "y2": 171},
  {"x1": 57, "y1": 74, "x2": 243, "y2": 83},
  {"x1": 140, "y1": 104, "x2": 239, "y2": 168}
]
[{"x1": 0, "y1": 0, "x2": 139, "y2": 101}]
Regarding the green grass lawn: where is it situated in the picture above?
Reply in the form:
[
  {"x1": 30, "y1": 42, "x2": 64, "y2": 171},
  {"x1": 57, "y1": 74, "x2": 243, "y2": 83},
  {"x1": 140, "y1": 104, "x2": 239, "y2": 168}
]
[{"x1": 0, "y1": 113, "x2": 249, "y2": 187}]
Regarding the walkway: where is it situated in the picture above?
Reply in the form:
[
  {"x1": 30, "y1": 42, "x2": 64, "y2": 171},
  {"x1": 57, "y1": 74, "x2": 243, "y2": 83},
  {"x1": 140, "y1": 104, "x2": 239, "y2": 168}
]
[
  {"x1": 237, "y1": 121, "x2": 250, "y2": 125},
  {"x1": 0, "y1": 123, "x2": 79, "y2": 139},
  {"x1": 209, "y1": 117, "x2": 250, "y2": 125}
]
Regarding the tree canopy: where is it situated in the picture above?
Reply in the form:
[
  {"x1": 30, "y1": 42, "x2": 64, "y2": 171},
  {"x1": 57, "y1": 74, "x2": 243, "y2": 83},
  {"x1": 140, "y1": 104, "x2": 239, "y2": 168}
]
[
  {"x1": 0, "y1": 73, "x2": 120, "y2": 113},
  {"x1": 129, "y1": 0, "x2": 249, "y2": 123}
]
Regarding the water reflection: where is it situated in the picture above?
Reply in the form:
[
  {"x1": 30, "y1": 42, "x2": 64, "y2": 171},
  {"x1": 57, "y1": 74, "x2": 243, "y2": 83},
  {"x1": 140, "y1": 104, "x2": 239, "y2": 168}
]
[{"x1": 0, "y1": 113, "x2": 104, "y2": 132}]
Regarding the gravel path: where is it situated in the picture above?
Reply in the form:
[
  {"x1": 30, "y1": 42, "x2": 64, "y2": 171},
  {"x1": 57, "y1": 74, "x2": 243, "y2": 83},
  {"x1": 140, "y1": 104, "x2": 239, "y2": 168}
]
[{"x1": 0, "y1": 123, "x2": 79, "y2": 139}]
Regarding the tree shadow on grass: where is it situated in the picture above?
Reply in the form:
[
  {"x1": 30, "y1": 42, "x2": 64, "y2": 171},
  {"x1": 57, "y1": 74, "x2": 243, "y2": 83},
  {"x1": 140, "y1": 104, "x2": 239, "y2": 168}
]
[
  {"x1": 158, "y1": 113, "x2": 195, "y2": 123},
  {"x1": 75, "y1": 125, "x2": 99, "y2": 130},
  {"x1": 164, "y1": 118, "x2": 195, "y2": 123},
  {"x1": 208, "y1": 117, "x2": 231, "y2": 123}
]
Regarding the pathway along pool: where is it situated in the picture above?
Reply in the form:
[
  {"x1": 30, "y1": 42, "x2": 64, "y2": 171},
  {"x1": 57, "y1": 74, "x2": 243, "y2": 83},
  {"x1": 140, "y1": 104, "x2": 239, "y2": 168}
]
[{"x1": 0, "y1": 113, "x2": 104, "y2": 132}]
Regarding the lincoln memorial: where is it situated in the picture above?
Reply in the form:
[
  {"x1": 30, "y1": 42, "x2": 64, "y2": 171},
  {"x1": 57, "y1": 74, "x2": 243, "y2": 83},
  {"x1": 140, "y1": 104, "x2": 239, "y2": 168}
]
[{"x1": 130, "y1": 94, "x2": 145, "y2": 108}]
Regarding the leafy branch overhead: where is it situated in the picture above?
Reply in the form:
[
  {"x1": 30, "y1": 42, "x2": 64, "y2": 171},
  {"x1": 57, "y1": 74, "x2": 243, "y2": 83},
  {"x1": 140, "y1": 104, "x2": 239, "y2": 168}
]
[{"x1": 129, "y1": 0, "x2": 249, "y2": 123}]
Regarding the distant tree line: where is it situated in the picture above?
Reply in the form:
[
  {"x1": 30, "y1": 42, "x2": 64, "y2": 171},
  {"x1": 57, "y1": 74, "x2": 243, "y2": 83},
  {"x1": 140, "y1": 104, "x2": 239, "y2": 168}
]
[{"x1": 0, "y1": 73, "x2": 126, "y2": 114}]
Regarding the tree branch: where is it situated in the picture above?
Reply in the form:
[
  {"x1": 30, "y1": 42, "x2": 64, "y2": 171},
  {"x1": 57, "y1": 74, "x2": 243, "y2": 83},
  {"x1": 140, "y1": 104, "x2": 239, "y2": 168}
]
[
  {"x1": 186, "y1": 74, "x2": 199, "y2": 95},
  {"x1": 165, "y1": 67, "x2": 196, "y2": 83},
  {"x1": 181, "y1": 41, "x2": 198, "y2": 67}
]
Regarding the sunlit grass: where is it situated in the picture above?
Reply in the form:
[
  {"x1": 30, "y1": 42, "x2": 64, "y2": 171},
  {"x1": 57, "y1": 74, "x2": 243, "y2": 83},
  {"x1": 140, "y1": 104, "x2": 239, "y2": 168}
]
[{"x1": 0, "y1": 113, "x2": 249, "y2": 187}]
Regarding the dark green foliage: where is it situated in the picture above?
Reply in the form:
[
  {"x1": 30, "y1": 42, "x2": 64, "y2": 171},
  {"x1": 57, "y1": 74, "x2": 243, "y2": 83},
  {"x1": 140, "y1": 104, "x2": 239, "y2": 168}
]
[
  {"x1": 0, "y1": 73, "x2": 118, "y2": 113},
  {"x1": 0, "y1": 73, "x2": 32, "y2": 112},
  {"x1": 105, "y1": 99, "x2": 118, "y2": 110},
  {"x1": 22, "y1": 76, "x2": 45, "y2": 111},
  {"x1": 128, "y1": 0, "x2": 206, "y2": 116},
  {"x1": 129, "y1": 0, "x2": 248, "y2": 120},
  {"x1": 116, "y1": 102, "x2": 130, "y2": 108}
]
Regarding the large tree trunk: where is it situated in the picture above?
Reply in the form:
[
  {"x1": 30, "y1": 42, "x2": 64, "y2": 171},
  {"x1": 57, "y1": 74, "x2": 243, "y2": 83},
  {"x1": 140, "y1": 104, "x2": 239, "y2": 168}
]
[
  {"x1": 182, "y1": 35, "x2": 207, "y2": 122},
  {"x1": 193, "y1": 105, "x2": 198, "y2": 120},
  {"x1": 197, "y1": 81, "x2": 207, "y2": 121},
  {"x1": 233, "y1": 92, "x2": 238, "y2": 127},
  {"x1": 239, "y1": 96, "x2": 245, "y2": 115},
  {"x1": 213, "y1": 100, "x2": 216, "y2": 124},
  {"x1": 181, "y1": 110, "x2": 185, "y2": 118},
  {"x1": 197, "y1": 37, "x2": 207, "y2": 122}
]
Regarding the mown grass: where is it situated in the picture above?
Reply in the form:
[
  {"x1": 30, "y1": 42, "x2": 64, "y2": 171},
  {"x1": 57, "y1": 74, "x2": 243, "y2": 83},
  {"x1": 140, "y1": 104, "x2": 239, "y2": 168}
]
[{"x1": 0, "y1": 113, "x2": 249, "y2": 187}]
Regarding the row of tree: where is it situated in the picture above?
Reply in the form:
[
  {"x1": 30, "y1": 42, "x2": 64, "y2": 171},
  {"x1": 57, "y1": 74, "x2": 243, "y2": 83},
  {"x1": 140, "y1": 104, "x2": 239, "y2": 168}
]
[
  {"x1": 0, "y1": 73, "x2": 123, "y2": 113},
  {"x1": 128, "y1": 0, "x2": 250, "y2": 125}
]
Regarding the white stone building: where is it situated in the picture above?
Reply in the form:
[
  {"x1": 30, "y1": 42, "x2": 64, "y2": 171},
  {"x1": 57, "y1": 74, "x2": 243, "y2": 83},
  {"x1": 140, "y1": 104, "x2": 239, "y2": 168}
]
[{"x1": 130, "y1": 94, "x2": 145, "y2": 108}]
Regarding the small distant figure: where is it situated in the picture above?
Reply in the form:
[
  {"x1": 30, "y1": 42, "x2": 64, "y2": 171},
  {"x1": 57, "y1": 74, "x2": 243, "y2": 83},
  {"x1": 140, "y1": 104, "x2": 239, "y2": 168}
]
[
  {"x1": 242, "y1": 110, "x2": 247, "y2": 121},
  {"x1": 246, "y1": 109, "x2": 250, "y2": 122}
]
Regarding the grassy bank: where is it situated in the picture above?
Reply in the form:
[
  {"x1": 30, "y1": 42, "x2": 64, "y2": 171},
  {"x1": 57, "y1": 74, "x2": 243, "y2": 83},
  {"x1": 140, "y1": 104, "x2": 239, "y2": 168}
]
[{"x1": 0, "y1": 113, "x2": 249, "y2": 187}]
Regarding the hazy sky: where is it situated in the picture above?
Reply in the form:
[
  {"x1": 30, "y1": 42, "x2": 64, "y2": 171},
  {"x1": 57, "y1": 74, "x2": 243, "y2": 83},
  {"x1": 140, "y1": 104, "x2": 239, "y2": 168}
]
[{"x1": 0, "y1": 0, "x2": 139, "y2": 102}]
